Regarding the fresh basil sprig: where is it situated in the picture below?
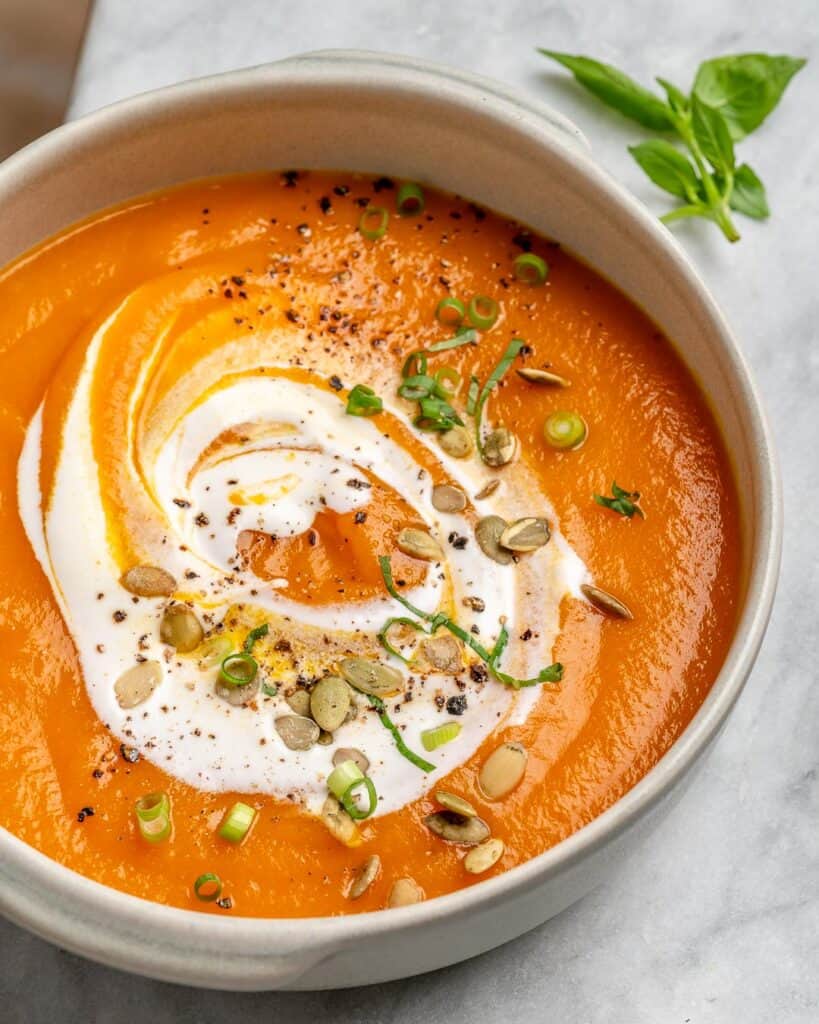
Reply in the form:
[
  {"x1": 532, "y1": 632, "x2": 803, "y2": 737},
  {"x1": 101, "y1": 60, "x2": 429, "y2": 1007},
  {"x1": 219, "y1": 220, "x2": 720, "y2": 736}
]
[
  {"x1": 539, "y1": 51, "x2": 805, "y2": 242},
  {"x1": 594, "y1": 481, "x2": 644, "y2": 520}
]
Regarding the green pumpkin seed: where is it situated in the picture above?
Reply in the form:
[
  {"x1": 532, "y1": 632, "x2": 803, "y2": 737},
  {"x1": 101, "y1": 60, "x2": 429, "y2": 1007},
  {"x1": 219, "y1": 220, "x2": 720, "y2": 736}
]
[
  {"x1": 311, "y1": 675, "x2": 351, "y2": 732},
  {"x1": 438, "y1": 425, "x2": 474, "y2": 459},
  {"x1": 216, "y1": 675, "x2": 260, "y2": 706},
  {"x1": 317, "y1": 729, "x2": 334, "y2": 746},
  {"x1": 275, "y1": 714, "x2": 320, "y2": 751},
  {"x1": 285, "y1": 689, "x2": 312, "y2": 717},
  {"x1": 159, "y1": 605, "x2": 204, "y2": 652},
  {"x1": 388, "y1": 877, "x2": 425, "y2": 907},
  {"x1": 120, "y1": 565, "x2": 176, "y2": 598},
  {"x1": 114, "y1": 660, "x2": 162, "y2": 709},
  {"x1": 397, "y1": 527, "x2": 444, "y2": 562},
  {"x1": 321, "y1": 794, "x2": 362, "y2": 847},
  {"x1": 435, "y1": 791, "x2": 478, "y2": 817},
  {"x1": 475, "y1": 516, "x2": 514, "y2": 565},
  {"x1": 333, "y1": 747, "x2": 370, "y2": 774},
  {"x1": 499, "y1": 517, "x2": 551, "y2": 552},
  {"x1": 474, "y1": 479, "x2": 501, "y2": 501},
  {"x1": 464, "y1": 837, "x2": 505, "y2": 874},
  {"x1": 580, "y1": 583, "x2": 633, "y2": 620},
  {"x1": 479, "y1": 742, "x2": 528, "y2": 800},
  {"x1": 431, "y1": 483, "x2": 467, "y2": 514},
  {"x1": 516, "y1": 367, "x2": 571, "y2": 388},
  {"x1": 339, "y1": 657, "x2": 404, "y2": 697},
  {"x1": 418, "y1": 635, "x2": 462, "y2": 673},
  {"x1": 424, "y1": 811, "x2": 490, "y2": 845},
  {"x1": 482, "y1": 428, "x2": 517, "y2": 467},
  {"x1": 348, "y1": 854, "x2": 381, "y2": 899}
]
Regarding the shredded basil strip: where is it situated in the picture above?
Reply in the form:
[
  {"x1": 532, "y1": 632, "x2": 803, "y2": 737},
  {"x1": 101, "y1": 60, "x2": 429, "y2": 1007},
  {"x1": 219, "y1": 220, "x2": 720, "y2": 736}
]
[
  {"x1": 378, "y1": 555, "x2": 563, "y2": 689},
  {"x1": 368, "y1": 693, "x2": 436, "y2": 773},
  {"x1": 472, "y1": 338, "x2": 526, "y2": 455},
  {"x1": 377, "y1": 616, "x2": 429, "y2": 663},
  {"x1": 243, "y1": 623, "x2": 269, "y2": 654}
]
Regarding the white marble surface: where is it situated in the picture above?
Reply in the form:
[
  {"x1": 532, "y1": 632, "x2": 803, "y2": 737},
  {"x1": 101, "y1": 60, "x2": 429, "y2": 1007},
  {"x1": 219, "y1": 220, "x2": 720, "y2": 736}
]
[{"x1": 3, "y1": 1, "x2": 818, "y2": 1020}]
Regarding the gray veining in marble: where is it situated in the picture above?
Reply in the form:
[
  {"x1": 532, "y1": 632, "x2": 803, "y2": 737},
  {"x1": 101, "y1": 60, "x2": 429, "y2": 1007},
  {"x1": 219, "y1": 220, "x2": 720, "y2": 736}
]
[{"x1": 2, "y1": 1, "x2": 818, "y2": 1021}]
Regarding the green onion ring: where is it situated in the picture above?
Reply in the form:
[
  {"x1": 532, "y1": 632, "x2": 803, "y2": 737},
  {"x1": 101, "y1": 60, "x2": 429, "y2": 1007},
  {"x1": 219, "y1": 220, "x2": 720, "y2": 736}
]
[
  {"x1": 358, "y1": 205, "x2": 389, "y2": 240},
  {"x1": 134, "y1": 791, "x2": 172, "y2": 844},
  {"x1": 421, "y1": 722, "x2": 462, "y2": 752},
  {"x1": 346, "y1": 383, "x2": 383, "y2": 416},
  {"x1": 435, "y1": 296, "x2": 466, "y2": 327},
  {"x1": 219, "y1": 652, "x2": 258, "y2": 688},
  {"x1": 434, "y1": 366, "x2": 461, "y2": 395},
  {"x1": 467, "y1": 295, "x2": 500, "y2": 330},
  {"x1": 218, "y1": 801, "x2": 256, "y2": 843},
  {"x1": 327, "y1": 759, "x2": 365, "y2": 800},
  {"x1": 396, "y1": 181, "x2": 425, "y2": 216},
  {"x1": 544, "y1": 410, "x2": 588, "y2": 450},
  {"x1": 341, "y1": 776, "x2": 378, "y2": 820},
  {"x1": 513, "y1": 252, "x2": 550, "y2": 285},
  {"x1": 194, "y1": 872, "x2": 223, "y2": 902}
]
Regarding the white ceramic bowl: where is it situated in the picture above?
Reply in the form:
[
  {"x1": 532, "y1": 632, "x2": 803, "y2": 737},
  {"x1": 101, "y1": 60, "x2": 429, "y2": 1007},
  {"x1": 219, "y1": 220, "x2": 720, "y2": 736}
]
[{"x1": 0, "y1": 50, "x2": 781, "y2": 990}]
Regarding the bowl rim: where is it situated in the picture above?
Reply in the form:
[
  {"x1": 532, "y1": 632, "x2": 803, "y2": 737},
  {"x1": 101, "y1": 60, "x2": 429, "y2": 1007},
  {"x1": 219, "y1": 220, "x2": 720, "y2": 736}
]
[{"x1": 0, "y1": 49, "x2": 782, "y2": 963}]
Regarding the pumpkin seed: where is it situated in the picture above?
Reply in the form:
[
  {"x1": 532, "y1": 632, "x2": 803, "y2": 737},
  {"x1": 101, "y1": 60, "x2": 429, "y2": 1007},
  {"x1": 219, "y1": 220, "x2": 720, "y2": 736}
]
[
  {"x1": 114, "y1": 660, "x2": 162, "y2": 709},
  {"x1": 462, "y1": 596, "x2": 485, "y2": 613},
  {"x1": 499, "y1": 517, "x2": 551, "y2": 553},
  {"x1": 435, "y1": 791, "x2": 478, "y2": 817},
  {"x1": 431, "y1": 483, "x2": 467, "y2": 514},
  {"x1": 482, "y1": 428, "x2": 517, "y2": 467},
  {"x1": 216, "y1": 675, "x2": 260, "y2": 706},
  {"x1": 333, "y1": 747, "x2": 370, "y2": 774},
  {"x1": 397, "y1": 527, "x2": 444, "y2": 562},
  {"x1": 275, "y1": 714, "x2": 320, "y2": 751},
  {"x1": 475, "y1": 479, "x2": 501, "y2": 501},
  {"x1": 464, "y1": 837, "x2": 505, "y2": 874},
  {"x1": 475, "y1": 516, "x2": 514, "y2": 565},
  {"x1": 580, "y1": 583, "x2": 633, "y2": 620},
  {"x1": 318, "y1": 729, "x2": 334, "y2": 746},
  {"x1": 418, "y1": 635, "x2": 462, "y2": 673},
  {"x1": 310, "y1": 675, "x2": 351, "y2": 732},
  {"x1": 285, "y1": 689, "x2": 312, "y2": 717},
  {"x1": 438, "y1": 425, "x2": 474, "y2": 459},
  {"x1": 120, "y1": 565, "x2": 177, "y2": 598},
  {"x1": 159, "y1": 605, "x2": 204, "y2": 653},
  {"x1": 424, "y1": 811, "x2": 490, "y2": 845},
  {"x1": 479, "y1": 742, "x2": 528, "y2": 800},
  {"x1": 516, "y1": 367, "x2": 571, "y2": 388},
  {"x1": 339, "y1": 657, "x2": 404, "y2": 697},
  {"x1": 348, "y1": 854, "x2": 381, "y2": 899},
  {"x1": 388, "y1": 877, "x2": 425, "y2": 908},
  {"x1": 321, "y1": 794, "x2": 362, "y2": 847}
]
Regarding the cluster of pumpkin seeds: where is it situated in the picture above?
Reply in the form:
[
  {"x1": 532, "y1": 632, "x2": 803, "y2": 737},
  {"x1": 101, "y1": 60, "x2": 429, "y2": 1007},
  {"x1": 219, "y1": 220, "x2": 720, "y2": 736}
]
[{"x1": 475, "y1": 514, "x2": 551, "y2": 565}]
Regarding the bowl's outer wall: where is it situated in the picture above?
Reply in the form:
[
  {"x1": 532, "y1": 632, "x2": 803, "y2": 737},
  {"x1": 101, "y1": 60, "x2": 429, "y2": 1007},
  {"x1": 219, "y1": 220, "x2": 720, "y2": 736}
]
[{"x1": 0, "y1": 52, "x2": 780, "y2": 990}]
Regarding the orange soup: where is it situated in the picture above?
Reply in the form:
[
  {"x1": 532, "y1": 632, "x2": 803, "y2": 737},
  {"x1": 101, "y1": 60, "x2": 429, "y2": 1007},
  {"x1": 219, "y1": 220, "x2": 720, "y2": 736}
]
[{"x1": 0, "y1": 171, "x2": 741, "y2": 916}]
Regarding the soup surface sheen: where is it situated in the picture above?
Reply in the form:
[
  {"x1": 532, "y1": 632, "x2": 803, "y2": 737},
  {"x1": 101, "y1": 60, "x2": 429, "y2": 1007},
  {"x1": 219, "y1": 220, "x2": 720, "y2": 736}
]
[{"x1": 0, "y1": 172, "x2": 740, "y2": 917}]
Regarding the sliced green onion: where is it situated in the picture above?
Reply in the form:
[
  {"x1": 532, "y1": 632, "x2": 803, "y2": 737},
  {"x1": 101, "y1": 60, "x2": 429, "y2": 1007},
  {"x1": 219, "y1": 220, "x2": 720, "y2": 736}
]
[
  {"x1": 134, "y1": 791, "x2": 172, "y2": 844},
  {"x1": 368, "y1": 693, "x2": 436, "y2": 772},
  {"x1": 544, "y1": 410, "x2": 588, "y2": 450},
  {"x1": 219, "y1": 652, "x2": 258, "y2": 688},
  {"x1": 194, "y1": 872, "x2": 223, "y2": 902},
  {"x1": 218, "y1": 801, "x2": 256, "y2": 843},
  {"x1": 377, "y1": 616, "x2": 429, "y2": 663},
  {"x1": 341, "y1": 777, "x2": 378, "y2": 820},
  {"x1": 435, "y1": 296, "x2": 466, "y2": 327},
  {"x1": 358, "y1": 205, "x2": 389, "y2": 240},
  {"x1": 467, "y1": 295, "x2": 500, "y2": 330},
  {"x1": 327, "y1": 759, "x2": 365, "y2": 800},
  {"x1": 396, "y1": 182, "x2": 425, "y2": 216},
  {"x1": 421, "y1": 722, "x2": 462, "y2": 751},
  {"x1": 243, "y1": 623, "x2": 269, "y2": 653},
  {"x1": 414, "y1": 395, "x2": 463, "y2": 431},
  {"x1": 513, "y1": 252, "x2": 550, "y2": 285},
  {"x1": 346, "y1": 383, "x2": 383, "y2": 416},
  {"x1": 434, "y1": 366, "x2": 461, "y2": 395}
]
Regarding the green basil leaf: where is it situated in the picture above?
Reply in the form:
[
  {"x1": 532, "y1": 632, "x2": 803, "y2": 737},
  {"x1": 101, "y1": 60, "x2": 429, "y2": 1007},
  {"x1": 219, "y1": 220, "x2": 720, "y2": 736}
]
[
  {"x1": 729, "y1": 163, "x2": 770, "y2": 220},
  {"x1": 693, "y1": 53, "x2": 806, "y2": 141},
  {"x1": 691, "y1": 95, "x2": 735, "y2": 174},
  {"x1": 628, "y1": 140, "x2": 700, "y2": 201},
  {"x1": 656, "y1": 77, "x2": 689, "y2": 115},
  {"x1": 539, "y1": 50, "x2": 674, "y2": 131}
]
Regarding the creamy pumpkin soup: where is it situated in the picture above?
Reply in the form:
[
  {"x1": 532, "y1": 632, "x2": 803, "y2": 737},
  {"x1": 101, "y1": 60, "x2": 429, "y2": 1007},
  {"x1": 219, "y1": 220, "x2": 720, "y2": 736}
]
[{"x1": 0, "y1": 172, "x2": 740, "y2": 916}]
